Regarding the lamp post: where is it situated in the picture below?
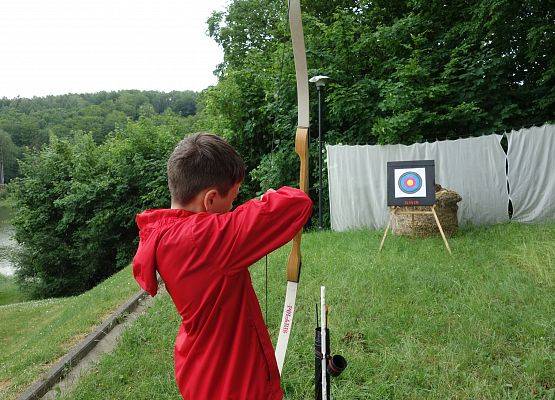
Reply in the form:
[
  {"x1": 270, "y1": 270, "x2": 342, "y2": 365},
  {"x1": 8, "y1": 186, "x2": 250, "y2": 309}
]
[{"x1": 309, "y1": 75, "x2": 329, "y2": 230}]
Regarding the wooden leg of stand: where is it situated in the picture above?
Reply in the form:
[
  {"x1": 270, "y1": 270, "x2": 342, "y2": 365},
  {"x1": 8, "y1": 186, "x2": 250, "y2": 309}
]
[
  {"x1": 431, "y1": 206, "x2": 452, "y2": 254},
  {"x1": 379, "y1": 215, "x2": 392, "y2": 252}
]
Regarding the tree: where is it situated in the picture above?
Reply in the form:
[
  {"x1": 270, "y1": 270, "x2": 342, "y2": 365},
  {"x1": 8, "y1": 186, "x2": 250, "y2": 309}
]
[
  {"x1": 10, "y1": 116, "x2": 189, "y2": 298},
  {"x1": 0, "y1": 129, "x2": 18, "y2": 183},
  {"x1": 0, "y1": 90, "x2": 200, "y2": 180},
  {"x1": 203, "y1": 0, "x2": 555, "y2": 224}
]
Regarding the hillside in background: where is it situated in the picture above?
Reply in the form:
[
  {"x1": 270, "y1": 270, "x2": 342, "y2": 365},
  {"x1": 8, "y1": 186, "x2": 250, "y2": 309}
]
[{"x1": 0, "y1": 90, "x2": 197, "y2": 182}]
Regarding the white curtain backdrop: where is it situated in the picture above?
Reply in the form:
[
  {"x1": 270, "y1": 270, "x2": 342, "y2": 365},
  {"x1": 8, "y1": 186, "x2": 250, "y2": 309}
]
[
  {"x1": 507, "y1": 125, "x2": 555, "y2": 222},
  {"x1": 327, "y1": 135, "x2": 509, "y2": 231}
]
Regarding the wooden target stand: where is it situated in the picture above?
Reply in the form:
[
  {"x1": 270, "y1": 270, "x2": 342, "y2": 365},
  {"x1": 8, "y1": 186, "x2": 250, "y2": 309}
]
[{"x1": 379, "y1": 205, "x2": 452, "y2": 254}]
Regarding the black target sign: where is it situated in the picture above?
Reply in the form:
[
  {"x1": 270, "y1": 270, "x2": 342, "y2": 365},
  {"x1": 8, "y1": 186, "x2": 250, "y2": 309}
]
[{"x1": 387, "y1": 160, "x2": 435, "y2": 206}]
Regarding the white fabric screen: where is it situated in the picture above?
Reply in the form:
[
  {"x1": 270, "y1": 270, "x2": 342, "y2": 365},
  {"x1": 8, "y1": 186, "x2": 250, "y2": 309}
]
[
  {"x1": 507, "y1": 125, "x2": 555, "y2": 222},
  {"x1": 327, "y1": 135, "x2": 509, "y2": 231}
]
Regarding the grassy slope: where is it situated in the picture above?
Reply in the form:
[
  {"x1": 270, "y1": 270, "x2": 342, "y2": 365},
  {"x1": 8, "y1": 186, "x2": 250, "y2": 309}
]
[
  {"x1": 61, "y1": 223, "x2": 554, "y2": 400},
  {"x1": 0, "y1": 266, "x2": 139, "y2": 400},
  {"x1": 0, "y1": 274, "x2": 27, "y2": 306}
]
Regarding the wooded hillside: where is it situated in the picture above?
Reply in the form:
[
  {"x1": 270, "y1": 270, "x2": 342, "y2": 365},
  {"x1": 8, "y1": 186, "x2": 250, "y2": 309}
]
[{"x1": 0, "y1": 90, "x2": 197, "y2": 182}]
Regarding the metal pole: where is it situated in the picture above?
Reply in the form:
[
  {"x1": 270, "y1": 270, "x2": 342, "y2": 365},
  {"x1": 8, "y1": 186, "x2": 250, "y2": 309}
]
[
  {"x1": 317, "y1": 86, "x2": 323, "y2": 230},
  {"x1": 320, "y1": 286, "x2": 327, "y2": 400}
]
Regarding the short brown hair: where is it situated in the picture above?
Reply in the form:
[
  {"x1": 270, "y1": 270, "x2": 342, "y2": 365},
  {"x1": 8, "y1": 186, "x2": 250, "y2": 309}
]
[{"x1": 167, "y1": 133, "x2": 245, "y2": 204}]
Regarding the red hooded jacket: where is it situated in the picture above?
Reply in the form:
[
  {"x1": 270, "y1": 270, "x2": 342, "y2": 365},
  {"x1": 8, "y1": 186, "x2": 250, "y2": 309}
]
[{"x1": 132, "y1": 187, "x2": 312, "y2": 399}]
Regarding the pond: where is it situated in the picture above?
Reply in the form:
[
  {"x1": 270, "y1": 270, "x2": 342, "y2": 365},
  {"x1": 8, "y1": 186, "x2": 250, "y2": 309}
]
[{"x1": 0, "y1": 202, "x2": 18, "y2": 276}]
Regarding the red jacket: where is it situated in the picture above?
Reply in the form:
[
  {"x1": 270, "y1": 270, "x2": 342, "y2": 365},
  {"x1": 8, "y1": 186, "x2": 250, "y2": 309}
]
[{"x1": 132, "y1": 187, "x2": 312, "y2": 399}]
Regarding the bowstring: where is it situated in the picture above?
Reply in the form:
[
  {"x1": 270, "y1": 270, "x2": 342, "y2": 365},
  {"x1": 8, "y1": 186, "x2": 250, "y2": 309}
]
[{"x1": 265, "y1": 0, "x2": 291, "y2": 326}]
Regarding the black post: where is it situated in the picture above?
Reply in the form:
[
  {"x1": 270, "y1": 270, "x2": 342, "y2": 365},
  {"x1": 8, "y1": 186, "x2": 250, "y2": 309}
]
[
  {"x1": 315, "y1": 326, "x2": 330, "y2": 400},
  {"x1": 317, "y1": 86, "x2": 323, "y2": 230}
]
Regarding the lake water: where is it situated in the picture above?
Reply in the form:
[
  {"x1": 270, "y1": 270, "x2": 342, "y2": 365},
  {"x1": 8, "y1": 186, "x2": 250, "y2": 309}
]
[{"x1": 0, "y1": 203, "x2": 17, "y2": 276}]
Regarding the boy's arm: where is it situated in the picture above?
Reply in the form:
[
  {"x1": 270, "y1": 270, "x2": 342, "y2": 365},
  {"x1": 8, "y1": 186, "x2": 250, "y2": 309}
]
[{"x1": 196, "y1": 186, "x2": 312, "y2": 274}]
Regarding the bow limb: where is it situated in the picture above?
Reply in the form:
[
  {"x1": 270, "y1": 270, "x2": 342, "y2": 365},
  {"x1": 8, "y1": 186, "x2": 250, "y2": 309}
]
[{"x1": 274, "y1": 0, "x2": 309, "y2": 376}]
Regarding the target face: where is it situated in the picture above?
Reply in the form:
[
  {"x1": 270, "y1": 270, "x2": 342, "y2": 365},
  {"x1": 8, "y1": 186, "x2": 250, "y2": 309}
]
[
  {"x1": 394, "y1": 167, "x2": 427, "y2": 198},
  {"x1": 398, "y1": 172, "x2": 423, "y2": 194},
  {"x1": 387, "y1": 160, "x2": 435, "y2": 206}
]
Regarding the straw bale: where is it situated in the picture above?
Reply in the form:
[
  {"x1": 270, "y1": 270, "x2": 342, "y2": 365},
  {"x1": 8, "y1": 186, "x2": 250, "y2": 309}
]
[{"x1": 391, "y1": 185, "x2": 462, "y2": 237}]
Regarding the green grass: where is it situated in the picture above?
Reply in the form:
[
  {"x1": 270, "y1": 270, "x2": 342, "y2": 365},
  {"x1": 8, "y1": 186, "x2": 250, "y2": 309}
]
[
  {"x1": 0, "y1": 274, "x2": 27, "y2": 306},
  {"x1": 60, "y1": 223, "x2": 554, "y2": 399},
  {"x1": 0, "y1": 266, "x2": 139, "y2": 400}
]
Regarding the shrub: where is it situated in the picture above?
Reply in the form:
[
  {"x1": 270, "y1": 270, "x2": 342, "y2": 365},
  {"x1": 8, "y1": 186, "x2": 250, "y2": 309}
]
[{"x1": 10, "y1": 117, "x2": 185, "y2": 298}]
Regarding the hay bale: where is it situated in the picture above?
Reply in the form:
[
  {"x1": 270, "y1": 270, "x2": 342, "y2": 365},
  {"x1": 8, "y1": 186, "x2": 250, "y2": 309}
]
[{"x1": 391, "y1": 185, "x2": 462, "y2": 237}]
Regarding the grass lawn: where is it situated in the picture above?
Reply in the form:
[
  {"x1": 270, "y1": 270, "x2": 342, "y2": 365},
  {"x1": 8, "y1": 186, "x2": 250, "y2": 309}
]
[
  {"x1": 0, "y1": 266, "x2": 139, "y2": 400},
  {"x1": 0, "y1": 274, "x2": 28, "y2": 306},
  {"x1": 60, "y1": 223, "x2": 555, "y2": 399}
]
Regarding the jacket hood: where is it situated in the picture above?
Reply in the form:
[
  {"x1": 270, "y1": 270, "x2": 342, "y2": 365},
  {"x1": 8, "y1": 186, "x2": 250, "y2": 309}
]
[{"x1": 132, "y1": 209, "x2": 194, "y2": 296}]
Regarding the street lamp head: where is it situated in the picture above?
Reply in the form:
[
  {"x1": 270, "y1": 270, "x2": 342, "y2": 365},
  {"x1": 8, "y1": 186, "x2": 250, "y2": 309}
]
[{"x1": 309, "y1": 75, "x2": 330, "y2": 88}]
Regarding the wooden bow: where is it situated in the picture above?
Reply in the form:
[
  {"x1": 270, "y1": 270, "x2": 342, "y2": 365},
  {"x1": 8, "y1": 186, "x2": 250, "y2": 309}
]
[{"x1": 274, "y1": 0, "x2": 309, "y2": 376}]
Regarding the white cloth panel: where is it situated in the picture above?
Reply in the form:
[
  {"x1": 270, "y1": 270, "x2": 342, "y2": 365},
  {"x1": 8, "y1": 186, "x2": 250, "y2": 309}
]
[
  {"x1": 507, "y1": 125, "x2": 555, "y2": 222},
  {"x1": 327, "y1": 135, "x2": 509, "y2": 231}
]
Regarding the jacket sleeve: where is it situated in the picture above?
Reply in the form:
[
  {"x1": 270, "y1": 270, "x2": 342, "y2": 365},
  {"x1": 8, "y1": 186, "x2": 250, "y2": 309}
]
[{"x1": 194, "y1": 186, "x2": 312, "y2": 275}]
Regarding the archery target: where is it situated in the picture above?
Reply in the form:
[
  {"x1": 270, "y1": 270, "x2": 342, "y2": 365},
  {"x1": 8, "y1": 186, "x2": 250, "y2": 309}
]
[
  {"x1": 394, "y1": 168, "x2": 427, "y2": 198},
  {"x1": 399, "y1": 171, "x2": 423, "y2": 194}
]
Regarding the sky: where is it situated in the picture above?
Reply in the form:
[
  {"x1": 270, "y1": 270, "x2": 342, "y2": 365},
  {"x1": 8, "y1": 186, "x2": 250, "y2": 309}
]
[{"x1": 0, "y1": 0, "x2": 228, "y2": 99}]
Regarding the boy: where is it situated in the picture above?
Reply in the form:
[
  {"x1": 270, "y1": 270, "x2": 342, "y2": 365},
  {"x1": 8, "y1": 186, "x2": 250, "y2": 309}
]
[{"x1": 133, "y1": 132, "x2": 312, "y2": 399}]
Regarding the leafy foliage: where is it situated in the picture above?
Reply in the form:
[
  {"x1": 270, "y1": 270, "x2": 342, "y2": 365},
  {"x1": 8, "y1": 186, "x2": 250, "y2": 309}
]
[
  {"x1": 10, "y1": 117, "x2": 188, "y2": 298},
  {"x1": 203, "y1": 0, "x2": 555, "y2": 224},
  {"x1": 0, "y1": 129, "x2": 19, "y2": 182},
  {"x1": 0, "y1": 90, "x2": 197, "y2": 182},
  {"x1": 5, "y1": 0, "x2": 555, "y2": 296}
]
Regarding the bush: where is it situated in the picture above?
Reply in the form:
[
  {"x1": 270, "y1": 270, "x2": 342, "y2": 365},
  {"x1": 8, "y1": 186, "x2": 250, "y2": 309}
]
[{"x1": 10, "y1": 117, "x2": 186, "y2": 298}]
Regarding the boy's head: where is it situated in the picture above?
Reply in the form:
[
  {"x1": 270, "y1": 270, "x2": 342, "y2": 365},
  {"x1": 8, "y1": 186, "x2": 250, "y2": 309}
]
[{"x1": 167, "y1": 133, "x2": 245, "y2": 212}]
